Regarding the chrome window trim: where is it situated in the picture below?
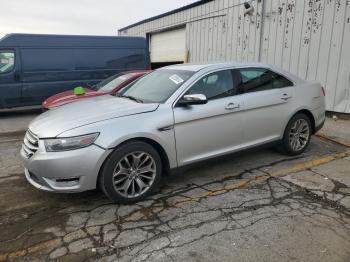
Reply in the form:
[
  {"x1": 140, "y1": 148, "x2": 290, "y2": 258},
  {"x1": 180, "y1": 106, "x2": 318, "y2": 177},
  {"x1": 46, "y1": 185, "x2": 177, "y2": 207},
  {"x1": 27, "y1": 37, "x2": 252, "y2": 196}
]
[{"x1": 235, "y1": 66, "x2": 296, "y2": 87}]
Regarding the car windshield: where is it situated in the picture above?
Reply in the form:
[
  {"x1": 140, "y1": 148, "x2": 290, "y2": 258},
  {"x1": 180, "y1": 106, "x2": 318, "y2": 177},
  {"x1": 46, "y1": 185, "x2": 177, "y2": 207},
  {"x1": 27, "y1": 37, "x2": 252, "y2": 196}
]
[
  {"x1": 119, "y1": 69, "x2": 194, "y2": 103},
  {"x1": 94, "y1": 73, "x2": 136, "y2": 93}
]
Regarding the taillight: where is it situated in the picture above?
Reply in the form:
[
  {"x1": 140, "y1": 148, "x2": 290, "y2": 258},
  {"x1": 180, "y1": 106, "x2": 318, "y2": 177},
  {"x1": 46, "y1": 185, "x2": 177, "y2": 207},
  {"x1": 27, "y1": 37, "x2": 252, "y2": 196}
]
[{"x1": 321, "y1": 86, "x2": 326, "y2": 96}]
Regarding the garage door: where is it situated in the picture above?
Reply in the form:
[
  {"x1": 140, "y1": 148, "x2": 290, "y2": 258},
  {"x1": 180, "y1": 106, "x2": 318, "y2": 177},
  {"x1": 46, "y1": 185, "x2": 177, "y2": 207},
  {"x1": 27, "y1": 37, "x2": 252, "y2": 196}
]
[{"x1": 150, "y1": 27, "x2": 186, "y2": 63}]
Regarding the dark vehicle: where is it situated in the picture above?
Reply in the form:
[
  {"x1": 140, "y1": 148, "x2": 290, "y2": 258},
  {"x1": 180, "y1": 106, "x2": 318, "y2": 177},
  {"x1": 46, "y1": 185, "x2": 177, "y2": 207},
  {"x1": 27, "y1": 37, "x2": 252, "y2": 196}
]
[{"x1": 0, "y1": 34, "x2": 150, "y2": 109}]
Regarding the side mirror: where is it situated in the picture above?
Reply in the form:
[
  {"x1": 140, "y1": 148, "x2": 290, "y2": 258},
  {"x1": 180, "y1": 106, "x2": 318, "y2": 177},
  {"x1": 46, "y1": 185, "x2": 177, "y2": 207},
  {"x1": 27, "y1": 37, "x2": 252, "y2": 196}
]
[{"x1": 177, "y1": 94, "x2": 208, "y2": 107}]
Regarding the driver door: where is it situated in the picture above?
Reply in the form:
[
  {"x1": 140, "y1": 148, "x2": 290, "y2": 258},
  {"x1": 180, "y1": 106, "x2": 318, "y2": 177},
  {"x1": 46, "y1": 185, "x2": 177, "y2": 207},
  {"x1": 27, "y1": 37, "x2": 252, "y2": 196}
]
[{"x1": 173, "y1": 69, "x2": 245, "y2": 166}]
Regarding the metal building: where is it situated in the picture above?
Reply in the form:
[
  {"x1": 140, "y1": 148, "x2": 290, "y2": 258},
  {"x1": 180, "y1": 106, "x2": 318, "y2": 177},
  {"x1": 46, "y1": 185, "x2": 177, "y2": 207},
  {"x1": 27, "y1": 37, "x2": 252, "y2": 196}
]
[{"x1": 119, "y1": 0, "x2": 350, "y2": 113}]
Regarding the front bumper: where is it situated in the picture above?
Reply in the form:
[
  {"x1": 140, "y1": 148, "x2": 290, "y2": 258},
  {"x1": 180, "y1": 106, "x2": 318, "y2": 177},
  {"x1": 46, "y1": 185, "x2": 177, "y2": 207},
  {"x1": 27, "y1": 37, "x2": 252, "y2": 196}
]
[{"x1": 21, "y1": 144, "x2": 111, "y2": 193}]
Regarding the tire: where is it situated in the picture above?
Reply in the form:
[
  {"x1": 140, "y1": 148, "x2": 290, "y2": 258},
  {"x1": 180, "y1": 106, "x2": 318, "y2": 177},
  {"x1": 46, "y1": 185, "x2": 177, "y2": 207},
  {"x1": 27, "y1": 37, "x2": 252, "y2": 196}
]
[
  {"x1": 280, "y1": 113, "x2": 312, "y2": 155},
  {"x1": 99, "y1": 141, "x2": 162, "y2": 204}
]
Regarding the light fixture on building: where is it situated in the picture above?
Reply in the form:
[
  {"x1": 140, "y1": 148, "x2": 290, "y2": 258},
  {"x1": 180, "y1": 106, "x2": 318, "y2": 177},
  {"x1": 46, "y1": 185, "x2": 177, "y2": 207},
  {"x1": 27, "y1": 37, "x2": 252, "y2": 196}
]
[{"x1": 244, "y1": 0, "x2": 255, "y2": 16}]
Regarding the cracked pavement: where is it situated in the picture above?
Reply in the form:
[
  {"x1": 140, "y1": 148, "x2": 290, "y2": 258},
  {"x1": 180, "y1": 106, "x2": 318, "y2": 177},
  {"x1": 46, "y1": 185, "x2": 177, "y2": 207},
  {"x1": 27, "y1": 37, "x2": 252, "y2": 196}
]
[{"x1": 0, "y1": 135, "x2": 349, "y2": 261}]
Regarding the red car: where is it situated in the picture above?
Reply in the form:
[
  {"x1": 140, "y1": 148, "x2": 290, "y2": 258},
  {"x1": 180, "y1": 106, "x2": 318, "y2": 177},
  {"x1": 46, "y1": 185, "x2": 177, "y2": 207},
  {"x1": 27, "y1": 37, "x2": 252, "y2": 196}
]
[{"x1": 42, "y1": 71, "x2": 149, "y2": 110}]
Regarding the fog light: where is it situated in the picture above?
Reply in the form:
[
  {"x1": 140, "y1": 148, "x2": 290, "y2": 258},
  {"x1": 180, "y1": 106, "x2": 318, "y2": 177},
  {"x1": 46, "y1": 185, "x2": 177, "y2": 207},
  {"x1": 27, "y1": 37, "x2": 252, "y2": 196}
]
[
  {"x1": 42, "y1": 176, "x2": 81, "y2": 189},
  {"x1": 55, "y1": 177, "x2": 80, "y2": 183}
]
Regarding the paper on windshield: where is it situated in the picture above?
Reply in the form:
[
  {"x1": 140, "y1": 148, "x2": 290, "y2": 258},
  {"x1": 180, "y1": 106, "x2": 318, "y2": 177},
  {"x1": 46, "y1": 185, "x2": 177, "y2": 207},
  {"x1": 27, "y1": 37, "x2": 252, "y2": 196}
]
[{"x1": 169, "y1": 74, "x2": 184, "y2": 85}]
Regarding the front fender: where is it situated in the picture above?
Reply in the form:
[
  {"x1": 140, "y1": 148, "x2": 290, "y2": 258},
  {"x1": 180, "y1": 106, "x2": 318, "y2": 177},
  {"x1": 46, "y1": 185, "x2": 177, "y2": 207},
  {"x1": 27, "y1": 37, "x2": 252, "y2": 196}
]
[{"x1": 58, "y1": 107, "x2": 177, "y2": 169}]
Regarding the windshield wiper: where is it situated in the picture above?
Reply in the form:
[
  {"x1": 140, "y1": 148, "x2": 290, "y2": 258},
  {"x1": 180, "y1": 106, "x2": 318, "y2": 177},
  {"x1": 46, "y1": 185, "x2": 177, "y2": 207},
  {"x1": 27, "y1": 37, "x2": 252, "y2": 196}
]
[
  {"x1": 114, "y1": 93, "x2": 143, "y2": 103},
  {"x1": 86, "y1": 83, "x2": 97, "y2": 90}
]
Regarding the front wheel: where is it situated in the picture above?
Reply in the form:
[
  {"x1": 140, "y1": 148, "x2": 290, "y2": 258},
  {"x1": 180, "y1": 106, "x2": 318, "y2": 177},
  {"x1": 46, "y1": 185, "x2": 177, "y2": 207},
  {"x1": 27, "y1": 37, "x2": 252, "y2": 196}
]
[
  {"x1": 99, "y1": 141, "x2": 162, "y2": 204},
  {"x1": 280, "y1": 113, "x2": 312, "y2": 155}
]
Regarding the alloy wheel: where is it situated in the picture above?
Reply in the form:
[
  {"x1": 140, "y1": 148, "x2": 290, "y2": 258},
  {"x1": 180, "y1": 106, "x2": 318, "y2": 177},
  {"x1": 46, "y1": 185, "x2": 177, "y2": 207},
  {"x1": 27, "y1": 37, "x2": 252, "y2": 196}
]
[
  {"x1": 112, "y1": 151, "x2": 156, "y2": 198},
  {"x1": 289, "y1": 118, "x2": 310, "y2": 151}
]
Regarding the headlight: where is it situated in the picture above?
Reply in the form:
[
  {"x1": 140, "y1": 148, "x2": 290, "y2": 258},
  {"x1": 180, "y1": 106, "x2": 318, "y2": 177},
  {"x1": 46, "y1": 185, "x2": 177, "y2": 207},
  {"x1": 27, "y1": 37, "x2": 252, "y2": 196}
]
[{"x1": 44, "y1": 133, "x2": 99, "y2": 152}]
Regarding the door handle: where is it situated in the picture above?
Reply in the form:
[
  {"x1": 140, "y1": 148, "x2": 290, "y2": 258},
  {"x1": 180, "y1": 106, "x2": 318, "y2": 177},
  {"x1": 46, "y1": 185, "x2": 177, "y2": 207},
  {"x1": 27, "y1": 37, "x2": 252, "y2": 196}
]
[
  {"x1": 14, "y1": 72, "x2": 21, "y2": 81},
  {"x1": 225, "y1": 102, "x2": 240, "y2": 110},
  {"x1": 281, "y1": 93, "x2": 292, "y2": 101}
]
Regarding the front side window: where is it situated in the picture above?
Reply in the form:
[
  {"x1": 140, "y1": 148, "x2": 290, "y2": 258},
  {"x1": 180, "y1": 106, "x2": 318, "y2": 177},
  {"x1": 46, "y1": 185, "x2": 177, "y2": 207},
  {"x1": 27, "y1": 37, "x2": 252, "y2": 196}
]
[
  {"x1": 0, "y1": 50, "x2": 15, "y2": 74},
  {"x1": 119, "y1": 69, "x2": 194, "y2": 103},
  {"x1": 239, "y1": 68, "x2": 293, "y2": 93},
  {"x1": 187, "y1": 69, "x2": 238, "y2": 100}
]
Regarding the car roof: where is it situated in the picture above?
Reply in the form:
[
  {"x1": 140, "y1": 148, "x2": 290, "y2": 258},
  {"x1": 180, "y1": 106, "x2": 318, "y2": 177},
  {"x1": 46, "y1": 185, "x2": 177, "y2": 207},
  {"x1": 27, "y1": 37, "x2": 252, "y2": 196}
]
[
  {"x1": 161, "y1": 62, "x2": 273, "y2": 72},
  {"x1": 121, "y1": 70, "x2": 150, "y2": 75},
  {"x1": 0, "y1": 33, "x2": 146, "y2": 48},
  {"x1": 160, "y1": 62, "x2": 305, "y2": 84}
]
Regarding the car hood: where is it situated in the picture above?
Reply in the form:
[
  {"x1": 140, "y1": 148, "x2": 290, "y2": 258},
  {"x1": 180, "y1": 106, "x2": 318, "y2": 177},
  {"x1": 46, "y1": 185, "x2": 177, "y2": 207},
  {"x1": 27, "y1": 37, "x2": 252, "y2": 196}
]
[
  {"x1": 42, "y1": 88, "x2": 105, "y2": 108},
  {"x1": 30, "y1": 95, "x2": 159, "y2": 138}
]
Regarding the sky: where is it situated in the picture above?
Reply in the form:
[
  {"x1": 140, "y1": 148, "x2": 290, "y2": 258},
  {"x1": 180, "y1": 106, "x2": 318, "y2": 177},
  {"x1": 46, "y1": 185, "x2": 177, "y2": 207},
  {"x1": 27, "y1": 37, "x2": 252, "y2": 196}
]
[{"x1": 0, "y1": 0, "x2": 198, "y2": 38}]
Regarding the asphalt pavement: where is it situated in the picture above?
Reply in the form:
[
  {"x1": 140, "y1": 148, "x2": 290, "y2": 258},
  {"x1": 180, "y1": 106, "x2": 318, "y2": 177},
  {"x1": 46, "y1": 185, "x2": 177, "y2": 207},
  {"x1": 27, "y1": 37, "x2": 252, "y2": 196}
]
[
  {"x1": 0, "y1": 131, "x2": 349, "y2": 261},
  {"x1": 0, "y1": 109, "x2": 40, "y2": 137}
]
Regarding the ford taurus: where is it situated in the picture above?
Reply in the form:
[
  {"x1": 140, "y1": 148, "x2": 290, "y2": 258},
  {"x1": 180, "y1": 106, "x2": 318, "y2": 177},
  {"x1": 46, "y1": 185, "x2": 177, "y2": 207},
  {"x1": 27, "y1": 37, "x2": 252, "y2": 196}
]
[{"x1": 21, "y1": 63, "x2": 325, "y2": 203}]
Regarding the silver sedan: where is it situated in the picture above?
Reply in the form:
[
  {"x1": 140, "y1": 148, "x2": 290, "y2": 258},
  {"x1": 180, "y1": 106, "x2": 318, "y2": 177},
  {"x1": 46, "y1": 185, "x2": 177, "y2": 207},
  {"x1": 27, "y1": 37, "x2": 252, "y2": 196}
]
[{"x1": 21, "y1": 63, "x2": 326, "y2": 203}]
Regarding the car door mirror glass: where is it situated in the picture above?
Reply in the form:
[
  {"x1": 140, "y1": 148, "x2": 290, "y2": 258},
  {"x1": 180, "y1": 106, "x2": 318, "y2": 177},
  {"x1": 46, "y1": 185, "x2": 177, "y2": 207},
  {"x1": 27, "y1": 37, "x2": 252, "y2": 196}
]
[{"x1": 177, "y1": 94, "x2": 208, "y2": 106}]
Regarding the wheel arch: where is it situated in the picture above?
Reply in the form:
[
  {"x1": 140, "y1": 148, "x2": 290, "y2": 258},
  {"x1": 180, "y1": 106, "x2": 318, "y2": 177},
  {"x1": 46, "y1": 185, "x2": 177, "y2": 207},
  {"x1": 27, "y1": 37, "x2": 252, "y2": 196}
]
[
  {"x1": 293, "y1": 109, "x2": 316, "y2": 134},
  {"x1": 128, "y1": 137, "x2": 171, "y2": 176},
  {"x1": 97, "y1": 137, "x2": 171, "y2": 188},
  {"x1": 283, "y1": 108, "x2": 316, "y2": 136}
]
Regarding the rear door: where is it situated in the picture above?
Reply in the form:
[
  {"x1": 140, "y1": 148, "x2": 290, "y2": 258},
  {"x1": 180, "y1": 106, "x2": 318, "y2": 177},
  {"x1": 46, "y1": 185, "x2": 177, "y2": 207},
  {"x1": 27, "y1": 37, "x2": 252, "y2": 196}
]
[
  {"x1": 173, "y1": 69, "x2": 244, "y2": 166},
  {"x1": 236, "y1": 67, "x2": 295, "y2": 146},
  {"x1": 0, "y1": 48, "x2": 22, "y2": 108}
]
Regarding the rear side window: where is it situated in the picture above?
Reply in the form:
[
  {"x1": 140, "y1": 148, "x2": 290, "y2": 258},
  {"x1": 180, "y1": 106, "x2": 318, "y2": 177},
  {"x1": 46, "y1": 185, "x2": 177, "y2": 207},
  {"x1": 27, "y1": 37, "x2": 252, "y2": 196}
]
[
  {"x1": 187, "y1": 69, "x2": 238, "y2": 100},
  {"x1": 0, "y1": 50, "x2": 15, "y2": 74},
  {"x1": 239, "y1": 68, "x2": 293, "y2": 93}
]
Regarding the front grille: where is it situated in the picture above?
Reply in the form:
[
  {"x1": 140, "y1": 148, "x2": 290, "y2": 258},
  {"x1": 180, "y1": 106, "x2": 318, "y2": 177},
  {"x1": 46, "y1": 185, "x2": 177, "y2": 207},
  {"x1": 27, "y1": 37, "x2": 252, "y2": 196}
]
[{"x1": 22, "y1": 130, "x2": 39, "y2": 158}]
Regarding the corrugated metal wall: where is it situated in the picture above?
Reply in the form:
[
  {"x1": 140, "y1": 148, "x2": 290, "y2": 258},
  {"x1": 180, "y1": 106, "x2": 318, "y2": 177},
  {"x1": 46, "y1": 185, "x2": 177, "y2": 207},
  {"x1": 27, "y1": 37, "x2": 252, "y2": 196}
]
[{"x1": 119, "y1": 0, "x2": 350, "y2": 113}]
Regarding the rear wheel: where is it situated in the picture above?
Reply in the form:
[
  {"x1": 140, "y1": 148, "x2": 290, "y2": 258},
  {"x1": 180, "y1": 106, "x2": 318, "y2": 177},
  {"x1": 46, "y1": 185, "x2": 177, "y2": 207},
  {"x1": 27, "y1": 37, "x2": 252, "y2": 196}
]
[
  {"x1": 99, "y1": 141, "x2": 162, "y2": 204},
  {"x1": 280, "y1": 113, "x2": 312, "y2": 155}
]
